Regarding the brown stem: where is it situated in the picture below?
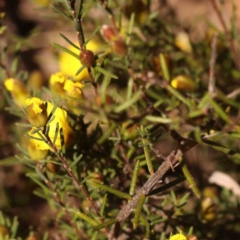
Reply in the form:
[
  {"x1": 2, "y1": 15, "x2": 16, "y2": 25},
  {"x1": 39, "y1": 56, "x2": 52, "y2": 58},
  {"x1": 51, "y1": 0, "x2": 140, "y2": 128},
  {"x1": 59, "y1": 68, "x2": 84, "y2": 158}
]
[
  {"x1": 42, "y1": 131, "x2": 109, "y2": 235},
  {"x1": 210, "y1": 0, "x2": 240, "y2": 70},
  {"x1": 208, "y1": 32, "x2": 218, "y2": 97},
  {"x1": 36, "y1": 163, "x2": 84, "y2": 239}
]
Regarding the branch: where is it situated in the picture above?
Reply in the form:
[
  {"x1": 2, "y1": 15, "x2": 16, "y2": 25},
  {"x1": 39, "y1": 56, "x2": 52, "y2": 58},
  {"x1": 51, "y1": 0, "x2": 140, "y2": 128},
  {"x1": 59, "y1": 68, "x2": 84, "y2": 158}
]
[
  {"x1": 208, "y1": 32, "x2": 218, "y2": 97},
  {"x1": 210, "y1": 0, "x2": 240, "y2": 70},
  {"x1": 109, "y1": 149, "x2": 183, "y2": 239}
]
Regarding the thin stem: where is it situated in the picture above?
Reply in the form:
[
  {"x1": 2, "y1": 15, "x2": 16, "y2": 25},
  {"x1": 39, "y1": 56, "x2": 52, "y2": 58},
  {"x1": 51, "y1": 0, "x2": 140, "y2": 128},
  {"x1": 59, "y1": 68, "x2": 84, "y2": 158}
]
[
  {"x1": 98, "y1": 0, "x2": 118, "y2": 31},
  {"x1": 42, "y1": 130, "x2": 109, "y2": 235},
  {"x1": 0, "y1": 61, "x2": 11, "y2": 78},
  {"x1": 36, "y1": 163, "x2": 84, "y2": 239},
  {"x1": 210, "y1": 0, "x2": 240, "y2": 70},
  {"x1": 69, "y1": 0, "x2": 85, "y2": 49},
  {"x1": 208, "y1": 32, "x2": 218, "y2": 97}
]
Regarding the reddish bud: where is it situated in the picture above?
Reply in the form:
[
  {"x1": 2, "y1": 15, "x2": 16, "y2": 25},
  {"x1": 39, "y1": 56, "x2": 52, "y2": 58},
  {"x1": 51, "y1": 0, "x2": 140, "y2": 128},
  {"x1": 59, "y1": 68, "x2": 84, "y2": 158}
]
[
  {"x1": 111, "y1": 39, "x2": 127, "y2": 56},
  {"x1": 79, "y1": 49, "x2": 95, "y2": 68},
  {"x1": 101, "y1": 25, "x2": 118, "y2": 42}
]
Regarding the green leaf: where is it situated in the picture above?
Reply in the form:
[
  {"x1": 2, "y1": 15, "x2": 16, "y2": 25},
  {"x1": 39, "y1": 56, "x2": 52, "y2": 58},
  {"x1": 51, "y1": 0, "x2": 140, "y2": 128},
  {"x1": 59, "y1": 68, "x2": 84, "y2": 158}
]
[
  {"x1": 97, "y1": 123, "x2": 117, "y2": 144},
  {"x1": 84, "y1": 26, "x2": 101, "y2": 46},
  {"x1": 202, "y1": 138, "x2": 240, "y2": 164},
  {"x1": 70, "y1": 154, "x2": 83, "y2": 168},
  {"x1": 129, "y1": 160, "x2": 140, "y2": 196},
  {"x1": 90, "y1": 181, "x2": 132, "y2": 200},
  {"x1": 93, "y1": 218, "x2": 118, "y2": 230},
  {"x1": 59, "y1": 33, "x2": 80, "y2": 50},
  {"x1": 167, "y1": 85, "x2": 191, "y2": 107},
  {"x1": 53, "y1": 43, "x2": 79, "y2": 60},
  {"x1": 133, "y1": 193, "x2": 145, "y2": 229},
  {"x1": 75, "y1": 65, "x2": 85, "y2": 76},
  {"x1": 114, "y1": 91, "x2": 142, "y2": 113},
  {"x1": 10, "y1": 216, "x2": 18, "y2": 238},
  {"x1": 126, "y1": 13, "x2": 135, "y2": 45},
  {"x1": 52, "y1": 5, "x2": 73, "y2": 21},
  {"x1": 100, "y1": 194, "x2": 108, "y2": 217},
  {"x1": 95, "y1": 65, "x2": 118, "y2": 79},
  {"x1": 140, "y1": 126, "x2": 154, "y2": 175},
  {"x1": 159, "y1": 53, "x2": 170, "y2": 81},
  {"x1": 69, "y1": 209, "x2": 99, "y2": 226},
  {"x1": 145, "y1": 115, "x2": 172, "y2": 124}
]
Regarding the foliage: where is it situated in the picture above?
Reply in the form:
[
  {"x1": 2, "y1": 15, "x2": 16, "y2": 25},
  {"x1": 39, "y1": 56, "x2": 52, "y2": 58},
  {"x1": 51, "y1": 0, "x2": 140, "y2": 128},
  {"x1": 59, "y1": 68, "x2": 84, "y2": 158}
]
[{"x1": 0, "y1": 0, "x2": 240, "y2": 239}]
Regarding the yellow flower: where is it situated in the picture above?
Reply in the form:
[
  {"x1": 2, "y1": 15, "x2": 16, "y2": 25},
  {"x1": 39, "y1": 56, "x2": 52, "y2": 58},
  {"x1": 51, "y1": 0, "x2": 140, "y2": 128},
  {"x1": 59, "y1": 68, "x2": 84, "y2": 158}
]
[
  {"x1": 4, "y1": 78, "x2": 29, "y2": 107},
  {"x1": 63, "y1": 80, "x2": 84, "y2": 98},
  {"x1": 28, "y1": 140, "x2": 48, "y2": 161},
  {"x1": 26, "y1": 97, "x2": 48, "y2": 127},
  {"x1": 49, "y1": 72, "x2": 67, "y2": 97},
  {"x1": 170, "y1": 232, "x2": 187, "y2": 240},
  {"x1": 63, "y1": 80, "x2": 84, "y2": 115},
  {"x1": 59, "y1": 40, "x2": 102, "y2": 81},
  {"x1": 171, "y1": 75, "x2": 196, "y2": 92},
  {"x1": 175, "y1": 32, "x2": 192, "y2": 53},
  {"x1": 28, "y1": 98, "x2": 75, "y2": 150},
  {"x1": 27, "y1": 70, "x2": 45, "y2": 91}
]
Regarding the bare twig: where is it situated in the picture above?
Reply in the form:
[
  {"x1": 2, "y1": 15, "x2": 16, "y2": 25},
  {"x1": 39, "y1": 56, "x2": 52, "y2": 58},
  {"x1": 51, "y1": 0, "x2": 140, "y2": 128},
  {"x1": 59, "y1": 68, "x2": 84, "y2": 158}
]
[
  {"x1": 210, "y1": 0, "x2": 240, "y2": 70},
  {"x1": 226, "y1": 88, "x2": 240, "y2": 98},
  {"x1": 208, "y1": 32, "x2": 218, "y2": 97},
  {"x1": 109, "y1": 149, "x2": 183, "y2": 239}
]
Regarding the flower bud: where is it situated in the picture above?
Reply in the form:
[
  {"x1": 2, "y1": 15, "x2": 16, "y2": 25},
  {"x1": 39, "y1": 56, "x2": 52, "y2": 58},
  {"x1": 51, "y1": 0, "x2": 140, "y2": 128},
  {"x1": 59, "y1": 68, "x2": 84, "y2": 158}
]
[
  {"x1": 186, "y1": 235, "x2": 198, "y2": 240},
  {"x1": 199, "y1": 197, "x2": 217, "y2": 222},
  {"x1": 101, "y1": 25, "x2": 118, "y2": 42},
  {"x1": 4, "y1": 78, "x2": 29, "y2": 107},
  {"x1": 46, "y1": 162, "x2": 60, "y2": 173},
  {"x1": 27, "y1": 70, "x2": 45, "y2": 91},
  {"x1": 0, "y1": 224, "x2": 9, "y2": 238},
  {"x1": 111, "y1": 39, "x2": 127, "y2": 56},
  {"x1": 171, "y1": 75, "x2": 196, "y2": 91},
  {"x1": 28, "y1": 140, "x2": 49, "y2": 161},
  {"x1": 202, "y1": 186, "x2": 218, "y2": 199},
  {"x1": 175, "y1": 32, "x2": 192, "y2": 53},
  {"x1": 63, "y1": 80, "x2": 84, "y2": 115},
  {"x1": 26, "y1": 97, "x2": 48, "y2": 127},
  {"x1": 79, "y1": 49, "x2": 95, "y2": 68},
  {"x1": 170, "y1": 232, "x2": 186, "y2": 240}
]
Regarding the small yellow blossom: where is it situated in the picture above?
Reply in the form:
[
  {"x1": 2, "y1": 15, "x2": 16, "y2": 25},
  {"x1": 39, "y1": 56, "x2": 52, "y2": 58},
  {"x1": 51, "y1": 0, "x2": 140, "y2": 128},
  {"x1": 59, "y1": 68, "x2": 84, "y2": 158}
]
[
  {"x1": 49, "y1": 72, "x2": 67, "y2": 97},
  {"x1": 175, "y1": 32, "x2": 192, "y2": 53},
  {"x1": 63, "y1": 80, "x2": 84, "y2": 115},
  {"x1": 59, "y1": 40, "x2": 103, "y2": 81},
  {"x1": 63, "y1": 80, "x2": 84, "y2": 98},
  {"x1": 170, "y1": 232, "x2": 187, "y2": 240},
  {"x1": 27, "y1": 70, "x2": 45, "y2": 91},
  {"x1": 26, "y1": 97, "x2": 48, "y2": 127},
  {"x1": 28, "y1": 140, "x2": 48, "y2": 161},
  {"x1": 4, "y1": 78, "x2": 29, "y2": 107},
  {"x1": 28, "y1": 98, "x2": 75, "y2": 150},
  {"x1": 171, "y1": 75, "x2": 196, "y2": 92}
]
